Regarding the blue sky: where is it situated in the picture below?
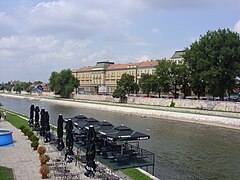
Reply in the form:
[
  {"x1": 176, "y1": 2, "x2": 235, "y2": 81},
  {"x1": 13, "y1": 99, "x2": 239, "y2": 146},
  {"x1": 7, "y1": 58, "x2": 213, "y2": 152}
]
[{"x1": 0, "y1": 0, "x2": 239, "y2": 82}]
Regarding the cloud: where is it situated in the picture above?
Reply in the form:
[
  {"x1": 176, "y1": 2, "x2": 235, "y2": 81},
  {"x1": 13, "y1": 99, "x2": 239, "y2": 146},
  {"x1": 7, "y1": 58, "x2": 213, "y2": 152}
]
[
  {"x1": 0, "y1": 12, "x2": 16, "y2": 36},
  {"x1": 233, "y1": 20, "x2": 240, "y2": 33},
  {"x1": 105, "y1": 33, "x2": 150, "y2": 46},
  {"x1": 151, "y1": 28, "x2": 160, "y2": 34}
]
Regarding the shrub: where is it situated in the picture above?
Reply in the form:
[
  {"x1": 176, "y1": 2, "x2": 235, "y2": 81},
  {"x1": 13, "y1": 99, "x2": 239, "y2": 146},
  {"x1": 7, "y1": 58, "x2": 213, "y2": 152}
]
[
  {"x1": 30, "y1": 135, "x2": 39, "y2": 142},
  {"x1": 31, "y1": 141, "x2": 39, "y2": 150},
  {"x1": 26, "y1": 131, "x2": 34, "y2": 139},
  {"x1": 22, "y1": 128, "x2": 30, "y2": 136},
  {"x1": 37, "y1": 146, "x2": 46, "y2": 155},
  {"x1": 19, "y1": 125, "x2": 26, "y2": 131},
  {"x1": 39, "y1": 164, "x2": 50, "y2": 178},
  {"x1": 39, "y1": 154, "x2": 50, "y2": 165},
  {"x1": 170, "y1": 100, "x2": 175, "y2": 107}
]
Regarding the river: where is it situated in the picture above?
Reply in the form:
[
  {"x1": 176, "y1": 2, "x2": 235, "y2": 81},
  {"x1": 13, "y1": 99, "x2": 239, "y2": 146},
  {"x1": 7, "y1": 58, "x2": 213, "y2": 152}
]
[{"x1": 0, "y1": 96, "x2": 240, "y2": 180}]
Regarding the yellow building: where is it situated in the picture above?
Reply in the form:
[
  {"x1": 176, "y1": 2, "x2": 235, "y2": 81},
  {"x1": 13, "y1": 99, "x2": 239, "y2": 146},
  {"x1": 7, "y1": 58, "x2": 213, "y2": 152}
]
[{"x1": 73, "y1": 60, "x2": 159, "y2": 94}]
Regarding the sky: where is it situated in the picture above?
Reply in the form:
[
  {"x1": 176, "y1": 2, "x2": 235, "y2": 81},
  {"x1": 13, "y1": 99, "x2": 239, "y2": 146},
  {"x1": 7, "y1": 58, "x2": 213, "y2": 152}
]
[{"x1": 0, "y1": 0, "x2": 239, "y2": 82}]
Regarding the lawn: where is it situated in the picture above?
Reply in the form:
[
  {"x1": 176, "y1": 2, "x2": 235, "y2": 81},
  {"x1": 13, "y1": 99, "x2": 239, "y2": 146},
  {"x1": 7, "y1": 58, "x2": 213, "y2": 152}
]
[
  {"x1": 0, "y1": 108, "x2": 28, "y2": 129},
  {"x1": 0, "y1": 166, "x2": 14, "y2": 180},
  {"x1": 123, "y1": 168, "x2": 153, "y2": 180}
]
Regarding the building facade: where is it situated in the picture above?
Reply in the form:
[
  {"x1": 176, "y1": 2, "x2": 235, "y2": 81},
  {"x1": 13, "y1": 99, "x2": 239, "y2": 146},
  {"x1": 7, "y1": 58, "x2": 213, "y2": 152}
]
[{"x1": 73, "y1": 60, "x2": 159, "y2": 94}]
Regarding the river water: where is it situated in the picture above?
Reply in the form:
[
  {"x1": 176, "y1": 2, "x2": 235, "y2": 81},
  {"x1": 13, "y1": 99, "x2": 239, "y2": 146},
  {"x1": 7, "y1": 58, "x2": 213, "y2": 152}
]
[{"x1": 1, "y1": 96, "x2": 240, "y2": 180}]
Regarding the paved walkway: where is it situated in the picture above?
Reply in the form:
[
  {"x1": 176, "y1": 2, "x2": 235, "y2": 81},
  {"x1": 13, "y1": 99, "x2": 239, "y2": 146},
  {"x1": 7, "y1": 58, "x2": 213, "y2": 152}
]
[{"x1": 0, "y1": 120, "x2": 41, "y2": 180}]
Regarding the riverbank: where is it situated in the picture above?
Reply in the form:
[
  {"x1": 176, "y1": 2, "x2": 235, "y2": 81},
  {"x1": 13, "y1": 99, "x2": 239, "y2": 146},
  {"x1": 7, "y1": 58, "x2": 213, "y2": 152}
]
[{"x1": 0, "y1": 93, "x2": 240, "y2": 130}]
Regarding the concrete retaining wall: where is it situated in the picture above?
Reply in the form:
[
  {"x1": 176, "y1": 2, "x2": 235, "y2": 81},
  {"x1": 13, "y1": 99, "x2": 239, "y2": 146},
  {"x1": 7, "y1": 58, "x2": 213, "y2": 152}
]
[{"x1": 73, "y1": 94, "x2": 240, "y2": 112}]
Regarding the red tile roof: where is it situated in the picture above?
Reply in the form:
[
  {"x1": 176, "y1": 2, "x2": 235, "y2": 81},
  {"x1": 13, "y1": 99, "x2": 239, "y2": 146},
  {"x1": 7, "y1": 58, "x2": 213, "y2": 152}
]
[
  {"x1": 78, "y1": 66, "x2": 93, "y2": 72},
  {"x1": 107, "y1": 62, "x2": 140, "y2": 70},
  {"x1": 138, "y1": 60, "x2": 159, "y2": 67}
]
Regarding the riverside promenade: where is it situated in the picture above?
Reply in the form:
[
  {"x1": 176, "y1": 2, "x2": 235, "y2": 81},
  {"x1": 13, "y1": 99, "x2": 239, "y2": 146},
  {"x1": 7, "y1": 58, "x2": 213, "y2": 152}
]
[
  {"x1": 0, "y1": 116, "x2": 129, "y2": 180},
  {"x1": 0, "y1": 120, "x2": 41, "y2": 180}
]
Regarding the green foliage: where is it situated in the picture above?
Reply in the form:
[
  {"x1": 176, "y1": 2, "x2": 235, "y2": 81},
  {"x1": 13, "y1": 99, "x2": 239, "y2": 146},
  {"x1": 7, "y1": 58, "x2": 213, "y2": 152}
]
[
  {"x1": 30, "y1": 134, "x2": 39, "y2": 142},
  {"x1": 26, "y1": 131, "x2": 34, "y2": 138},
  {"x1": 0, "y1": 102, "x2": 2, "y2": 106},
  {"x1": 113, "y1": 73, "x2": 138, "y2": 102},
  {"x1": 19, "y1": 125, "x2": 26, "y2": 131},
  {"x1": 34, "y1": 81, "x2": 42, "y2": 84},
  {"x1": 0, "y1": 109, "x2": 28, "y2": 128},
  {"x1": 31, "y1": 141, "x2": 39, "y2": 150},
  {"x1": 49, "y1": 69, "x2": 79, "y2": 98},
  {"x1": 155, "y1": 60, "x2": 187, "y2": 98},
  {"x1": 170, "y1": 100, "x2": 175, "y2": 107},
  {"x1": 184, "y1": 29, "x2": 240, "y2": 100},
  {"x1": 26, "y1": 86, "x2": 34, "y2": 94},
  {"x1": 22, "y1": 128, "x2": 30, "y2": 136},
  {"x1": 139, "y1": 74, "x2": 157, "y2": 96},
  {"x1": 113, "y1": 86, "x2": 127, "y2": 102},
  {"x1": 123, "y1": 168, "x2": 152, "y2": 180},
  {"x1": 13, "y1": 83, "x2": 23, "y2": 94},
  {"x1": 0, "y1": 166, "x2": 14, "y2": 180}
]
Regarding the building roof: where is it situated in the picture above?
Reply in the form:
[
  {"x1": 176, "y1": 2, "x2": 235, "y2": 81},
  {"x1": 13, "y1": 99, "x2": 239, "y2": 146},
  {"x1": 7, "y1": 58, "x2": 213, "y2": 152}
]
[
  {"x1": 171, "y1": 50, "x2": 185, "y2": 59},
  {"x1": 138, "y1": 60, "x2": 158, "y2": 67},
  {"x1": 107, "y1": 62, "x2": 140, "y2": 70},
  {"x1": 76, "y1": 60, "x2": 159, "y2": 72},
  {"x1": 78, "y1": 66, "x2": 93, "y2": 72}
]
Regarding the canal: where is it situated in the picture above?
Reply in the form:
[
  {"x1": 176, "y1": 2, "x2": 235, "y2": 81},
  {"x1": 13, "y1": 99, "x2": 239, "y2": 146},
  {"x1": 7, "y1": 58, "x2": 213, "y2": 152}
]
[{"x1": 1, "y1": 96, "x2": 240, "y2": 180}]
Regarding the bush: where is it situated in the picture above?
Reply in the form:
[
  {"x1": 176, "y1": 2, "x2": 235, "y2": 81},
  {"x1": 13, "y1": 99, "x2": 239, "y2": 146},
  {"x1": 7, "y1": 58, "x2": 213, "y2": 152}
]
[
  {"x1": 39, "y1": 164, "x2": 50, "y2": 178},
  {"x1": 19, "y1": 125, "x2": 26, "y2": 131},
  {"x1": 26, "y1": 131, "x2": 34, "y2": 139},
  {"x1": 37, "y1": 146, "x2": 46, "y2": 155},
  {"x1": 170, "y1": 100, "x2": 175, "y2": 107},
  {"x1": 0, "y1": 102, "x2": 2, "y2": 106},
  {"x1": 31, "y1": 141, "x2": 39, "y2": 150},
  {"x1": 30, "y1": 135, "x2": 39, "y2": 142},
  {"x1": 39, "y1": 154, "x2": 50, "y2": 165},
  {"x1": 22, "y1": 128, "x2": 30, "y2": 136}
]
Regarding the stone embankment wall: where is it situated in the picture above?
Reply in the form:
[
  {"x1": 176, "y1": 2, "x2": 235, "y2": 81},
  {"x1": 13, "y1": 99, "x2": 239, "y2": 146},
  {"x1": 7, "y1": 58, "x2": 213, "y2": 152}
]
[{"x1": 73, "y1": 94, "x2": 240, "y2": 112}]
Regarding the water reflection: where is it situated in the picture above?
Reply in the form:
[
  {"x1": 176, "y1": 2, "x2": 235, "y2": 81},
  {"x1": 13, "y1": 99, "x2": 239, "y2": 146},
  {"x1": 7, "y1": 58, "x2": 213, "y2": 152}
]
[{"x1": 1, "y1": 96, "x2": 240, "y2": 180}]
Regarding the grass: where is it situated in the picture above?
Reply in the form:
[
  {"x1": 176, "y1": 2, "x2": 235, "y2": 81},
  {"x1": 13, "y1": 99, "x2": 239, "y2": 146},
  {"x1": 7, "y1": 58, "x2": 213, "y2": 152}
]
[
  {"x1": 123, "y1": 168, "x2": 152, "y2": 180},
  {"x1": 0, "y1": 166, "x2": 14, "y2": 180},
  {"x1": 0, "y1": 108, "x2": 28, "y2": 129}
]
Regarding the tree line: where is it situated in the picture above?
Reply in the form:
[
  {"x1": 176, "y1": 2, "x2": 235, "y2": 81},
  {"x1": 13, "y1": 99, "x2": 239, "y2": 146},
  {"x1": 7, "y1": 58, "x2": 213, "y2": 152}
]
[
  {"x1": 113, "y1": 29, "x2": 240, "y2": 101},
  {"x1": 0, "y1": 81, "x2": 43, "y2": 94}
]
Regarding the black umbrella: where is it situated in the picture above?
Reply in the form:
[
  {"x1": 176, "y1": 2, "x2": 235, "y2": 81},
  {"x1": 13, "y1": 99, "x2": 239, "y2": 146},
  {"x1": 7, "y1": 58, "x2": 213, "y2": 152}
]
[
  {"x1": 40, "y1": 108, "x2": 45, "y2": 136},
  {"x1": 85, "y1": 126, "x2": 97, "y2": 177},
  {"x1": 29, "y1": 104, "x2": 34, "y2": 127},
  {"x1": 65, "y1": 119, "x2": 74, "y2": 162},
  {"x1": 74, "y1": 118, "x2": 99, "y2": 130},
  {"x1": 57, "y1": 114, "x2": 64, "y2": 151},
  {"x1": 86, "y1": 120, "x2": 114, "y2": 133},
  {"x1": 34, "y1": 106, "x2": 40, "y2": 131},
  {"x1": 99, "y1": 125, "x2": 150, "y2": 141},
  {"x1": 44, "y1": 110, "x2": 51, "y2": 142}
]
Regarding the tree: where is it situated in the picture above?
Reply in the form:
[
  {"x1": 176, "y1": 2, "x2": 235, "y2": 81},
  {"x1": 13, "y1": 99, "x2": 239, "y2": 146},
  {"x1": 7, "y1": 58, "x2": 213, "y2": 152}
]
[
  {"x1": 155, "y1": 60, "x2": 183, "y2": 98},
  {"x1": 26, "y1": 86, "x2": 34, "y2": 94},
  {"x1": 112, "y1": 86, "x2": 127, "y2": 103},
  {"x1": 184, "y1": 29, "x2": 240, "y2": 100},
  {"x1": 155, "y1": 60, "x2": 171, "y2": 97},
  {"x1": 116, "y1": 73, "x2": 138, "y2": 96},
  {"x1": 14, "y1": 83, "x2": 23, "y2": 94},
  {"x1": 112, "y1": 73, "x2": 138, "y2": 102},
  {"x1": 139, "y1": 74, "x2": 156, "y2": 96},
  {"x1": 34, "y1": 81, "x2": 43, "y2": 84},
  {"x1": 178, "y1": 62, "x2": 191, "y2": 99},
  {"x1": 49, "y1": 69, "x2": 79, "y2": 98}
]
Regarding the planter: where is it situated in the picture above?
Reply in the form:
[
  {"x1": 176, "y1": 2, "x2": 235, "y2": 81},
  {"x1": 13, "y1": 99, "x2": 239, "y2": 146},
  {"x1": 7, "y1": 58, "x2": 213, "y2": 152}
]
[{"x1": 41, "y1": 174, "x2": 48, "y2": 179}]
